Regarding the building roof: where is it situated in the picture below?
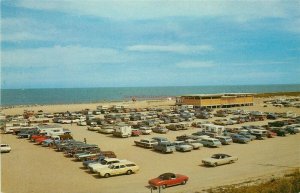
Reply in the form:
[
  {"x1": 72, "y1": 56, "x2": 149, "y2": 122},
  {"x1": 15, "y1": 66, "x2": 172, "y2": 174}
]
[{"x1": 179, "y1": 93, "x2": 254, "y2": 97}]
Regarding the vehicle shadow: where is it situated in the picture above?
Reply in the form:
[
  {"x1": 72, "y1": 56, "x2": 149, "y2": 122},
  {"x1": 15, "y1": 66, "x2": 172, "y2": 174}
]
[{"x1": 149, "y1": 149, "x2": 173, "y2": 154}]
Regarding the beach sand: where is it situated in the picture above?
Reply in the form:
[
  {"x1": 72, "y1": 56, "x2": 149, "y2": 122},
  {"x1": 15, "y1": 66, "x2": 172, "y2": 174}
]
[{"x1": 1, "y1": 97, "x2": 300, "y2": 193}]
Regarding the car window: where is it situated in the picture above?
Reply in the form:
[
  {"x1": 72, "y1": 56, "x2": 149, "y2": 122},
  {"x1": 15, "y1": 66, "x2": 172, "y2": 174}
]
[
  {"x1": 114, "y1": 165, "x2": 120, "y2": 169},
  {"x1": 120, "y1": 165, "x2": 125, "y2": 168}
]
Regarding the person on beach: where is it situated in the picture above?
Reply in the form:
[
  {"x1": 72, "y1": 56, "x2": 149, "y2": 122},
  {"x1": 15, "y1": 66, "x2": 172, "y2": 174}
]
[
  {"x1": 84, "y1": 138, "x2": 87, "y2": 144},
  {"x1": 132, "y1": 96, "x2": 136, "y2": 102}
]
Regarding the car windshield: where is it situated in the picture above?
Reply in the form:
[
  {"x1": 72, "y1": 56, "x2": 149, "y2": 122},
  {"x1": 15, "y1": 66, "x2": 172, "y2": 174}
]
[{"x1": 211, "y1": 154, "x2": 220, "y2": 159}]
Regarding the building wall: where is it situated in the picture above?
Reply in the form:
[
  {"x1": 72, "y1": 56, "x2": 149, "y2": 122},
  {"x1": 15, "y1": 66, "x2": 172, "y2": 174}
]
[{"x1": 179, "y1": 95, "x2": 254, "y2": 107}]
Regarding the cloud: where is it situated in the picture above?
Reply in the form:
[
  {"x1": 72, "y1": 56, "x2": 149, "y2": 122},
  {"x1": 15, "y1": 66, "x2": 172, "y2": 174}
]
[
  {"x1": 1, "y1": 18, "x2": 56, "y2": 42},
  {"x1": 176, "y1": 61, "x2": 216, "y2": 68},
  {"x1": 2, "y1": 32, "x2": 46, "y2": 42},
  {"x1": 2, "y1": 45, "x2": 131, "y2": 67},
  {"x1": 127, "y1": 44, "x2": 213, "y2": 53},
  {"x1": 13, "y1": 0, "x2": 296, "y2": 21}
]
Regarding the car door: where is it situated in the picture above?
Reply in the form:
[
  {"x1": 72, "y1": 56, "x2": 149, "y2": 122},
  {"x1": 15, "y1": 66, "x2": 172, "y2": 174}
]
[{"x1": 111, "y1": 165, "x2": 120, "y2": 176}]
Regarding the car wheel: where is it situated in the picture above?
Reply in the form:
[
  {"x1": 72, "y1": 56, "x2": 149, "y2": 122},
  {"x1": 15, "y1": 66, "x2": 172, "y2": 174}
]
[
  {"x1": 213, "y1": 163, "x2": 217, "y2": 167},
  {"x1": 162, "y1": 185, "x2": 167, "y2": 189},
  {"x1": 181, "y1": 180, "x2": 187, "y2": 185},
  {"x1": 104, "y1": 173, "x2": 110, "y2": 178},
  {"x1": 126, "y1": 170, "x2": 132, "y2": 175},
  {"x1": 230, "y1": 160, "x2": 234, "y2": 164}
]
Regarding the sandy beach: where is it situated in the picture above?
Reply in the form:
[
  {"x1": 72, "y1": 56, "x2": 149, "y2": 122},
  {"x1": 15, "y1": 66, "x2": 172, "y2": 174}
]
[{"x1": 1, "y1": 97, "x2": 300, "y2": 193}]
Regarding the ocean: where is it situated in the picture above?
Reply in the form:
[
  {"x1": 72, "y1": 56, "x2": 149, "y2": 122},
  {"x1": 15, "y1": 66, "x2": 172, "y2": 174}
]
[{"x1": 1, "y1": 84, "x2": 300, "y2": 106}]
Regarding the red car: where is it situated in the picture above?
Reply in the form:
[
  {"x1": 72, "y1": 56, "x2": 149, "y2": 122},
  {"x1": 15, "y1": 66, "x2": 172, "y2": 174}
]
[{"x1": 148, "y1": 173, "x2": 189, "y2": 189}]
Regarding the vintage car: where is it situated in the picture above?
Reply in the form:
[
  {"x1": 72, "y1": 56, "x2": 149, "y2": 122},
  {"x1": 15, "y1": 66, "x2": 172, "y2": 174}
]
[
  {"x1": 151, "y1": 137, "x2": 169, "y2": 143},
  {"x1": 238, "y1": 132, "x2": 256, "y2": 141},
  {"x1": 139, "y1": 127, "x2": 152, "y2": 135},
  {"x1": 231, "y1": 134, "x2": 251, "y2": 143},
  {"x1": 199, "y1": 138, "x2": 222, "y2": 147},
  {"x1": 153, "y1": 142, "x2": 175, "y2": 153},
  {"x1": 131, "y1": 129, "x2": 142, "y2": 136},
  {"x1": 97, "y1": 126, "x2": 115, "y2": 134},
  {"x1": 173, "y1": 141, "x2": 193, "y2": 152},
  {"x1": 98, "y1": 161, "x2": 139, "y2": 178},
  {"x1": 134, "y1": 138, "x2": 158, "y2": 148},
  {"x1": 89, "y1": 158, "x2": 125, "y2": 173},
  {"x1": 0, "y1": 144, "x2": 11, "y2": 153},
  {"x1": 148, "y1": 173, "x2": 189, "y2": 189},
  {"x1": 152, "y1": 126, "x2": 169, "y2": 134},
  {"x1": 202, "y1": 153, "x2": 238, "y2": 167},
  {"x1": 215, "y1": 136, "x2": 233, "y2": 145},
  {"x1": 184, "y1": 139, "x2": 203, "y2": 149}
]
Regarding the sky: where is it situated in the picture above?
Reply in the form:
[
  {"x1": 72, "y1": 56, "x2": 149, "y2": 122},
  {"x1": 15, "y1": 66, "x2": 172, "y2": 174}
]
[{"x1": 1, "y1": 0, "x2": 300, "y2": 89}]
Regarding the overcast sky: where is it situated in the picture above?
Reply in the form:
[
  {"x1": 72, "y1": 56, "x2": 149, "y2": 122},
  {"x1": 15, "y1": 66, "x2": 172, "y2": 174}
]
[{"x1": 1, "y1": 0, "x2": 300, "y2": 89}]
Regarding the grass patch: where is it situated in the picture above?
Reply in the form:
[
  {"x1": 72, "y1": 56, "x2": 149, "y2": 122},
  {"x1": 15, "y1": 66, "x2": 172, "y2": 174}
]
[{"x1": 206, "y1": 170, "x2": 300, "y2": 193}]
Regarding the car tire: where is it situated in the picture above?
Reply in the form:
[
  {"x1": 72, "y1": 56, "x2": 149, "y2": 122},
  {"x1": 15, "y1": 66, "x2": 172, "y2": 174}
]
[
  {"x1": 213, "y1": 163, "x2": 217, "y2": 167},
  {"x1": 230, "y1": 160, "x2": 234, "y2": 164},
  {"x1": 162, "y1": 185, "x2": 167, "y2": 189},
  {"x1": 181, "y1": 180, "x2": 187, "y2": 185},
  {"x1": 126, "y1": 170, "x2": 132, "y2": 175},
  {"x1": 104, "y1": 173, "x2": 110, "y2": 178}
]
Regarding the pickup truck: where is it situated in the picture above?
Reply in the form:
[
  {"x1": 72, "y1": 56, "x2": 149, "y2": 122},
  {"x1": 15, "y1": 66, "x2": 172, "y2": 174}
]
[
  {"x1": 134, "y1": 139, "x2": 158, "y2": 148},
  {"x1": 153, "y1": 142, "x2": 175, "y2": 153}
]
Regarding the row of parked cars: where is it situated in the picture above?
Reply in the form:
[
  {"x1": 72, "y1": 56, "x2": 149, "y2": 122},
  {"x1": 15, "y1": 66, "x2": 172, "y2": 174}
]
[{"x1": 5, "y1": 125, "x2": 143, "y2": 179}]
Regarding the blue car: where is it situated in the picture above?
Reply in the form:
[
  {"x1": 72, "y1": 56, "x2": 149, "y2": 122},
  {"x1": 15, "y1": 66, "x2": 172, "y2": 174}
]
[
  {"x1": 231, "y1": 134, "x2": 250, "y2": 144},
  {"x1": 82, "y1": 155, "x2": 105, "y2": 168}
]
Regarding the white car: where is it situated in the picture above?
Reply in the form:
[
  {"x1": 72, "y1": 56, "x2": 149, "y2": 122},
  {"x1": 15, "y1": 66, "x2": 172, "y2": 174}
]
[
  {"x1": 1, "y1": 144, "x2": 11, "y2": 153},
  {"x1": 173, "y1": 141, "x2": 193, "y2": 152},
  {"x1": 98, "y1": 126, "x2": 115, "y2": 134},
  {"x1": 88, "y1": 158, "x2": 125, "y2": 173},
  {"x1": 184, "y1": 139, "x2": 203, "y2": 149},
  {"x1": 202, "y1": 154, "x2": 238, "y2": 167},
  {"x1": 139, "y1": 127, "x2": 152, "y2": 135},
  {"x1": 98, "y1": 161, "x2": 140, "y2": 178}
]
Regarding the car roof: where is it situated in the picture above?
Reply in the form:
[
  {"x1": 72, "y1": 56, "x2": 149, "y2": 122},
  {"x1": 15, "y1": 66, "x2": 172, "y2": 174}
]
[{"x1": 159, "y1": 173, "x2": 176, "y2": 179}]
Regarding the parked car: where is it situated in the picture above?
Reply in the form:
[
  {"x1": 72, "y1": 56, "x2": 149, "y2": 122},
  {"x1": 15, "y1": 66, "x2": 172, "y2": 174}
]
[
  {"x1": 215, "y1": 136, "x2": 233, "y2": 145},
  {"x1": 270, "y1": 128, "x2": 287, "y2": 136},
  {"x1": 152, "y1": 137, "x2": 169, "y2": 144},
  {"x1": 0, "y1": 144, "x2": 11, "y2": 153},
  {"x1": 202, "y1": 153, "x2": 238, "y2": 167},
  {"x1": 148, "y1": 173, "x2": 189, "y2": 189},
  {"x1": 152, "y1": 126, "x2": 169, "y2": 134},
  {"x1": 88, "y1": 158, "x2": 125, "y2": 173},
  {"x1": 98, "y1": 161, "x2": 139, "y2": 178},
  {"x1": 134, "y1": 138, "x2": 158, "y2": 148},
  {"x1": 139, "y1": 127, "x2": 152, "y2": 135},
  {"x1": 173, "y1": 141, "x2": 193, "y2": 152},
  {"x1": 153, "y1": 142, "x2": 176, "y2": 153},
  {"x1": 199, "y1": 138, "x2": 222, "y2": 147},
  {"x1": 238, "y1": 132, "x2": 256, "y2": 141},
  {"x1": 131, "y1": 129, "x2": 142, "y2": 136},
  {"x1": 184, "y1": 139, "x2": 203, "y2": 149},
  {"x1": 231, "y1": 134, "x2": 251, "y2": 143}
]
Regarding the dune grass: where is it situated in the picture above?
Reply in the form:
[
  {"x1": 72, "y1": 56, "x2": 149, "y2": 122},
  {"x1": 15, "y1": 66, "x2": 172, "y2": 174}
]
[{"x1": 206, "y1": 170, "x2": 300, "y2": 193}]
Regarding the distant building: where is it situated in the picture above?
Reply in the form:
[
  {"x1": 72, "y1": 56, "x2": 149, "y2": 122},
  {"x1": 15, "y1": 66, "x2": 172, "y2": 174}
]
[{"x1": 176, "y1": 93, "x2": 254, "y2": 108}]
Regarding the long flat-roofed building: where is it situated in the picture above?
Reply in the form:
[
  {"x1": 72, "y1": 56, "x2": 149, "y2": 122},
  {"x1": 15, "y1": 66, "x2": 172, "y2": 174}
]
[{"x1": 176, "y1": 93, "x2": 254, "y2": 108}]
